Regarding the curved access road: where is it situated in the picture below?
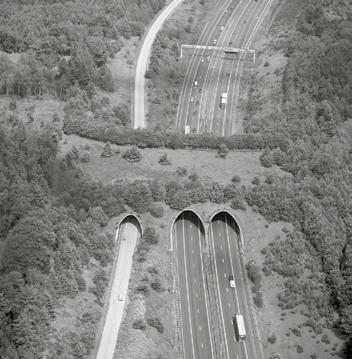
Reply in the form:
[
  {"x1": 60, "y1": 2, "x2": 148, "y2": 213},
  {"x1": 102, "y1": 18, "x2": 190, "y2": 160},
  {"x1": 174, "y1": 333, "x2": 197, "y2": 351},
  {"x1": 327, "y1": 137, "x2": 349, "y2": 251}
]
[
  {"x1": 134, "y1": 0, "x2": 184, "y2": 129},
  {"x1": 173, "y1": 211, "x2": 215, "y2": 359},
  {"x1": 96, "y1": 221, "x2": 140, "y2": 359},
  {"x1": 210, "y1": 212, "x2": 260, "y2": 359}
]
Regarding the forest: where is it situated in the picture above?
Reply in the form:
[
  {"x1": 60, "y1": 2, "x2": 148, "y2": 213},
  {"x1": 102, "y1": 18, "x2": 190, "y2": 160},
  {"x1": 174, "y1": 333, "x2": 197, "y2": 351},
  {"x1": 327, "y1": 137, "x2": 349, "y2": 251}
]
[
  {"x1": 244, "y1": 0, "x2": 352, "y2": 355},
  {"x1": 0, "y1": 0, "x2": 351, "y2": 357},
  {"x1": 0, "y1": 0, "x2": 165, "y2": 98}
]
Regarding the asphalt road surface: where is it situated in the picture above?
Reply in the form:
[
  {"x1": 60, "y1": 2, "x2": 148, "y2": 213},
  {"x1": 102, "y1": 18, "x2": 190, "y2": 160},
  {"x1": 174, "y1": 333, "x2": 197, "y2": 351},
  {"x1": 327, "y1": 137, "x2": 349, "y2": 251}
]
[
  {"x1": 173, "y1": 212, "x2": 215, "y2": 359},
  {"x1": 176, "y1": 0, "x2": 273, "y2": 135},
  {"x1": 96, "y1": 221, "x2": 139, "y2": 359},
  {"x1": 134, "y1": 0, "x2": 183, "y2": 129},
  {"x1": 209, "y1": 212, "x2": 260, "y2": 359}
]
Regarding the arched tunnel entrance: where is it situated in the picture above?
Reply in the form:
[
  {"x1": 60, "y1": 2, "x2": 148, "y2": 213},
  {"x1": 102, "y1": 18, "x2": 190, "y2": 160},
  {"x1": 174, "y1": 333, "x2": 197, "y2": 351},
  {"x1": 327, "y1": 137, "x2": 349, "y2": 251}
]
[
  {"x1": 117, "y1": 214, "x2": 142, "y2": 242},
  {"x1": 172, "y1": 210, "x2": 214, "y2": 359}
]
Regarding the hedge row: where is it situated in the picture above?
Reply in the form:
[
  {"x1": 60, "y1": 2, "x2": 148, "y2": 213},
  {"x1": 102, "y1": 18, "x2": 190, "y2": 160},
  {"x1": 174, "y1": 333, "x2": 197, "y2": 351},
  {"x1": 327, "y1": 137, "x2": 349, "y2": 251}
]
[{"x1": 63, "y1": 117, "x2": 282, "y2": 151}]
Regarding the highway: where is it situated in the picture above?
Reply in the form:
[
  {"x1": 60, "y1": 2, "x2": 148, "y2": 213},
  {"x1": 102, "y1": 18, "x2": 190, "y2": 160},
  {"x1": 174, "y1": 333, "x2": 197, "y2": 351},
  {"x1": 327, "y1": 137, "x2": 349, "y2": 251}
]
[
  {"x1": 173, "y1": 211, "x2": 215, "y2": 359},
  {"x1": 209, "y1": 212, "x2": 259, "y2": 359},
  {"x1": 96, "y1": 221, "x2": 139, "y2": 359},
  {"x1": 176, "y1": 0, "x2": 273, "y2": 136}
]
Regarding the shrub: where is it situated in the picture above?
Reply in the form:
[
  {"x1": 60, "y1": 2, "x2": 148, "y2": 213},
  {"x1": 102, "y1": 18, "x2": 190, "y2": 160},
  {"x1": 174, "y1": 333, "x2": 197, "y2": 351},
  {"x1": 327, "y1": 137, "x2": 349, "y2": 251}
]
[
  {"x1": 151, "y1": 279, "x2": 163, "y2": 292},
  {"x1": 290, "y1": 327, "x2": 302, "y2": 337},
  {"x1": 176, "y1": 167, "x2": 187, "y2": 176},
  {"x1": 122, "y1": 146, "x2": 142, "y2": 162},
  {"x1": 321, "y1": 333, "x2": 330, "y2": 344},
  {"x1": 77, "y1": 276, "x2": 87, "y2": 292},
  {"x1": 246, "y1": 260, "x2": 262, "y2": 287},
  {"x1": 252, "y1": 176, "x2": 260, "y2": 185},
  {"x1": 149, "y1": 180, "x2": 166, "y2": 201},
  {"x1": 132, "y1": 319, "x2": 146, "y2": 330},
  {"x1": 135, "y1": 284, "x2": 150, "y2": 296},
  {"x1": 253, "y1": 291, "x2": 263, "y2": 307},
  {"x1": 159, "y1": 153, "x2": 171, "y2": 165},
  {"x1": 217, "y1": 143, "x2": 229, "y2": 158},
  {"x1": 149, "y1": 203, "x2": 164, "y2": 218},
  {"x1": 143, "y1": 227, "x2": 159, "y2": 245},
  {"x1": 260, "y1": 148, "x2": 273, "y2": 167},
  {"x1": 231, "y1": 175, "x2": 241, "y2": 183},
  {"x1": 147, "y1": 317, "x2": 164, "y2": 333},
  {"x1": 81, "y1": 151, "x2": 90, "y2": 162},
  {"x1": 264, "y1": 61, "x2": 270, "y2": 67},
  {"x1": 296, "y1": 345, "x2": 304, "y2": 353},
  {"x1": 268, "y1": 333, "x2": 277, "y2": 344},
  {"x1": 230, "y1": 197, "x2": 246, "y2": 211}
]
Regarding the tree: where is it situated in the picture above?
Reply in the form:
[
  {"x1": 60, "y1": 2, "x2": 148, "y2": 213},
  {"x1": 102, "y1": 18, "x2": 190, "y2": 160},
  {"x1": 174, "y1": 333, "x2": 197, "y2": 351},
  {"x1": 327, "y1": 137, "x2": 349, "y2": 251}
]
[
  {"x1": 159, "y1": 153, "x2": 171, "y2": 165},
  {"x1": 101, "y1": 142, "x2": 113, "y2": 157},
  {"x1": 125, "y1": 181, "x2": 153, "y2": 213},
  {"x1": 122, "y1": 146, "x2": 142, "y2": 162}
]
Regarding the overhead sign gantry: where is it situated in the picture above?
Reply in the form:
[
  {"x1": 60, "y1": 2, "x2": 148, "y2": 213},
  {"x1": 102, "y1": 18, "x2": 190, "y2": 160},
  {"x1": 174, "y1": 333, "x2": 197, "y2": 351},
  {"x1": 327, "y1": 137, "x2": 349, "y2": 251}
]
[{"x1": 180, "y1": 44, "x2": 256, "y2": 63}]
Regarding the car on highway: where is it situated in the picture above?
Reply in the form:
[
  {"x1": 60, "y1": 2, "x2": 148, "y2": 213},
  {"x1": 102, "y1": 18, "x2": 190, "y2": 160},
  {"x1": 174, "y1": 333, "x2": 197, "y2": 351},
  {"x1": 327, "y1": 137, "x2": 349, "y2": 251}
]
[
  {"x1": 190, "y1": 96, "x2": 194, "y2": 102},
  {"x1": 213, "y1": 39, "x2": 217, "y2": 45},
  {"x1": 118, "y1": 294, "x2": 124, "y2": 301},
  {"x1": 194, "y1": 80, "x2": 198, "y2": 88},
  {"x1": 200, "y1": 57, "x2": 204, "y2": 62},
  {"x1": 220, "y1": 25, "x2": 224, "y2": 31},
  {"x1": 229, "y1": 275, "x2": 236, "y2": 288},
  {"x1": 206, "y1": 55, "x2": 211, "y2": 62}
]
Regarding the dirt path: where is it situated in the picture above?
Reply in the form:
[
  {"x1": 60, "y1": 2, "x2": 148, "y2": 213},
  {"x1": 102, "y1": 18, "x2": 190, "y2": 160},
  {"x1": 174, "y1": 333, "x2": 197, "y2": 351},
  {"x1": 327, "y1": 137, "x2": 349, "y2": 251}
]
[
  {"x1": 96, "y1": 222, "x2": 139, "y2": 359},
  {"x1": 133, "y1": 0, "x2": 183, "y2": 129}
]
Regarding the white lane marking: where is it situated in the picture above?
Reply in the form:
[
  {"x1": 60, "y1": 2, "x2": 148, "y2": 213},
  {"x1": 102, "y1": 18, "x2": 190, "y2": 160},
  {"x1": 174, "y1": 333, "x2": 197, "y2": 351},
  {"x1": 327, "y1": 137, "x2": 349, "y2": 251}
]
[
  {"x1": 194, "y1": 278, "x2": 197, "y2": 283},
  {"x1": 199, "y1": 325, "x2": 202, "y2": 331},
  {"x1": 228, "y1": 302, "x2": 231, "y2": 308},
  {"x1": 196, "y1": 292, "x2": 198, "y2": 298},
  {"x1": 201, "y1": 343, "x2": 204, "y2": 349},
  {"x1": 224, "y1": 273, "x2": 227, "y2": 278},
  {"x1": 192, "y1": 249, "x2": 194, "y2": 254},
  {"x1": 220, "y1": 244, "x2": 223, "y2": 250},
  {"x1": 174, "y1": 223, "x2": 185, "y2": 356},
  {"x1": 195, "y1": 0, "x2": 245, "y2": 133},
  {"x1": 193, "y1": 263, "x2": 195, "y2": 268},
  {"x1": 196, "y1": 217, "x2": 215, "y2": 358},
  {"x1": 219, "y1": 232, "x2": 222, "y2": 237},
  {"x1": 222, "y1": 258, "x2": 225, "y2": 263},
  {"x1": 225, "y1": 213, "x2": 258, "y2": 357},
  {"x1": 210, "y1": 224, "x2": 230, "y2": 359},
  {"x1": 207, "y1": 0, "x2": 254, "y2": 133},
  {"x1": 225, "y1": 215, "x2": 240, "y2": 310},
  {"x1": 226, "y1": 288, "x2": 229, "y2": 293},
  {"x1": 244, "y1": 341, "x2": 249, "y2": 359},
  {"x1": 182, "y1": 216, "x2": 196, "y2": 359},
  {"x1": 197, "y1": 308, "x2": 200, "y2": 313}
]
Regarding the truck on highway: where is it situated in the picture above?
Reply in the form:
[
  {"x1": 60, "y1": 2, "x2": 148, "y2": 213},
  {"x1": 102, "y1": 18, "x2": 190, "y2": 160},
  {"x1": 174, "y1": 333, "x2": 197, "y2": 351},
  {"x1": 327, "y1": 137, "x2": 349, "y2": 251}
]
[
  {"x1": 220, "y1": 93, "x2": 228, "y2": 109},
  {"x1": 184, "y1": 125, "x2": 191, "y2": 134},
  {"x1": 233, "y1": 314, "x2": 246, "y2": 342}
]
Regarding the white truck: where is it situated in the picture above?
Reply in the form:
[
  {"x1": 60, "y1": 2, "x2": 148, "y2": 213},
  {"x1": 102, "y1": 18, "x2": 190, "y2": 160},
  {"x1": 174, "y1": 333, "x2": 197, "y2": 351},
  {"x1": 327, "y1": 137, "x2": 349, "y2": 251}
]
[
  {"x1": 184, "y1": 125, "x2": 191, "y2": 135},
  {"x1": 233, "y1": 314, "x2": 246, "y2": 342},
  {"x1": 220, "y1": 93, "x2": 228, "y2": 109}
]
